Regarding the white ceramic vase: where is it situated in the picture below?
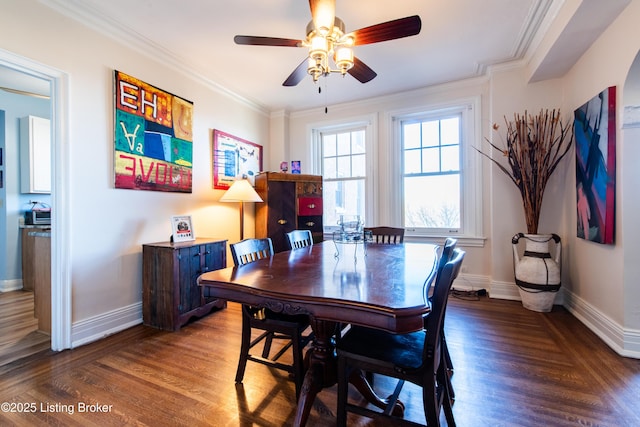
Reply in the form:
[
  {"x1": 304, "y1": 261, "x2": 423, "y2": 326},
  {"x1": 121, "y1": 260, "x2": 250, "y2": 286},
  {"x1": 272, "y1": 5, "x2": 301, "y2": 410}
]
[{"x1": 512, "y1": 233, "x2": 561, "y2": 312}]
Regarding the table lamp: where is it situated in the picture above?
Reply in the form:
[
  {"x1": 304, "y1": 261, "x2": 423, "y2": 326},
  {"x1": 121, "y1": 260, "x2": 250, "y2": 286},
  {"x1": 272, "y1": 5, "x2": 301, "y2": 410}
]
[{"x1": 220, "y1": 179, "x2": 263, "y2": 240}]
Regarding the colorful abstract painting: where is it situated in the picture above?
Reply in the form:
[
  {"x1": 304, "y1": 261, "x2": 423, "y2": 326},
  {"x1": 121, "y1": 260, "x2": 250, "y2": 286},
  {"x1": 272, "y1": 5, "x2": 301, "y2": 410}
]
[
  {"x1": 574, "y1": 86, "x2": 616, "y2": 244},
  {"x1": 114, "y1": 70, "x2": 193, "y2": 193}
]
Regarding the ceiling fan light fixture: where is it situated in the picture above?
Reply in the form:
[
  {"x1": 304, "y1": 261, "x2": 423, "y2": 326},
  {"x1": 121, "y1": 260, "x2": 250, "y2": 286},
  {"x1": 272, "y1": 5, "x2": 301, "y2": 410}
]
[
  {"x1": 307, "y1": 57, "x2": 324, "y2": 82},
  {"x1": 334, "y1": 46, "x2": 354, "y2": 74},
  {"x1": 309, "y1": 35, "x2": 329, "y2": 61},
  {"x1": 234, "y1": 2, "x2": 421, "y2": 87},
  {"x1": 304, "y1": 16, "x2": 355, "y2": 82}
]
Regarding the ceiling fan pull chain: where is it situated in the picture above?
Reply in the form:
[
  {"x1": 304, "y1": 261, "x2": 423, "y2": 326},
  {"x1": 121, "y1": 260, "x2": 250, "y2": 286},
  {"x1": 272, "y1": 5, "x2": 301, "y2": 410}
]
[{"x1": 323, "y1": 79, "x2": 328, "y2": 114}]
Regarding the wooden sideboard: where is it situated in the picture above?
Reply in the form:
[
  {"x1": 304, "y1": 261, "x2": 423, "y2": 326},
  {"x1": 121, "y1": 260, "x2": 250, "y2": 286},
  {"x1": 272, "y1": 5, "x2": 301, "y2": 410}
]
[
  {"x1": 255, "y1": 172, "x2": 323, "y2": 253},
  {"x1": 142, "y1": 238, "x2": 227, "y2": 331}
]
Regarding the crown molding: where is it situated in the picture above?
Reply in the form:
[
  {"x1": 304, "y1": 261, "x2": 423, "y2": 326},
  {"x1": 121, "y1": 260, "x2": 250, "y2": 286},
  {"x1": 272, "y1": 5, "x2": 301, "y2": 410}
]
[{"x1": 40, "y1": 0, "x2": 270, "y2": 116}]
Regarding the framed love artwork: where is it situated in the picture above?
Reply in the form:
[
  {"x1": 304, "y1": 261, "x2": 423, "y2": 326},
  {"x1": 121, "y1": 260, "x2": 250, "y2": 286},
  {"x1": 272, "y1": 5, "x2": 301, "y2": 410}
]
[{"x1": 114, "y1": 70, "x2": 193, "y2": 193}]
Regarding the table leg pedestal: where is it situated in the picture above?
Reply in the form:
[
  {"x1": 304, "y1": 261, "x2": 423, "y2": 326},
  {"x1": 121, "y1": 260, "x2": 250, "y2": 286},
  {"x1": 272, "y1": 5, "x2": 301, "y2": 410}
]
[
  {"x1": 293, "y1": 319, "x2": 338, "y2": 426},
  {"x1": 292, "y1": 319, "x2": 404, "y2": 426}
]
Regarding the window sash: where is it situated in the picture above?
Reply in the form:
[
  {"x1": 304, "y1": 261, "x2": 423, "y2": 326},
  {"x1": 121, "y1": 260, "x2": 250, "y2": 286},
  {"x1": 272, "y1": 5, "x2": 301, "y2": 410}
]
[
  {"x1": 313, "y1": 121, "x2": 373, "y2": 232},
  {"x1": 392, "y1": 99, "x2": 482, "y2": 239},
  {"x1": 401, "y1": 114, "x2": 462, "y2": 233}
]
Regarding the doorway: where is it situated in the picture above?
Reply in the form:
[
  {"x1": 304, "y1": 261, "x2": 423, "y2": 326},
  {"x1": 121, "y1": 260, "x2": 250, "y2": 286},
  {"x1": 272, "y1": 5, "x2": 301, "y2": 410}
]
[{"x1": 0, "y1": 51, "x2": 72, "y2": 354}]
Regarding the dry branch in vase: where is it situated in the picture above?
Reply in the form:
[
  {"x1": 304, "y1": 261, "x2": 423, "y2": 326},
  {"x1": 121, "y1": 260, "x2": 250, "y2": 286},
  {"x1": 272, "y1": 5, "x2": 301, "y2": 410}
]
[{"x1": 476, "y1": 109, "x2": 573, "y2": 234}]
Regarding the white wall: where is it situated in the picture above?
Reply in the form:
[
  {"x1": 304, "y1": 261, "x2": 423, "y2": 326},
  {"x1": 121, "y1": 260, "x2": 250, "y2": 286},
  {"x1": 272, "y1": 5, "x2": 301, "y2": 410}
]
[
  {"x1": 487, "y1": 67, "x2": 566, "y2": 286},
  {"x1": 0, "y1": 0, "x2": 269, "y2": 341},
  {"x1": 561, "y1": 0, "x2": 640, "y2": 355}
]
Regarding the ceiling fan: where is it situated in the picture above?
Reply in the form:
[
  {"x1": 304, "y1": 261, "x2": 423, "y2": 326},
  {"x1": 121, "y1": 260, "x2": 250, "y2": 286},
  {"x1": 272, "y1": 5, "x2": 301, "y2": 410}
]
[{"x1": 234, "y1": 0, "x2": 422, "y2": 86}]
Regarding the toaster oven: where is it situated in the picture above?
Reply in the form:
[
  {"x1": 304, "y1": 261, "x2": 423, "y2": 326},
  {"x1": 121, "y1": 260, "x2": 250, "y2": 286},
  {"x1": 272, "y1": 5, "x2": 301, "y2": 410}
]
[{"x1": 25, "y1": 209, "x2": 51, "y2": 225}]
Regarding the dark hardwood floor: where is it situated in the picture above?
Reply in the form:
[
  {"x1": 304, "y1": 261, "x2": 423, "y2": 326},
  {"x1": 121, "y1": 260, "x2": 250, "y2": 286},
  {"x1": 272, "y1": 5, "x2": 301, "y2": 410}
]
[
  {"x1": 1, "y1": 295, "x2": 639, "y2": 426},
  {"x1": 0, "y1": 290, "x2": 50, "y2": 367}
]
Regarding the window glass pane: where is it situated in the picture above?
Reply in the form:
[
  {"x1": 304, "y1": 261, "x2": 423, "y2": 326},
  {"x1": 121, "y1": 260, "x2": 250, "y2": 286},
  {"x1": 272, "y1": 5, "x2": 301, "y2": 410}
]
[
  {"x1": 320, "y1": 126, "x2": 368, "y2": 232},
  {"x1": 324, "y1": 157, "x2": 337, "y2": 179},
  {"x1": 403, "y1": 122, "x2": 421, "y2": 149},
  {"x1": 323, "y1": 179, "x2": 365, "y2": 227},
  {"x1": 441, "y1": 117, "x2": 459, "y2": 146},
  {"x1": 422, "y1": 121, "x2": 440, "y2": 147},
  {"x1": 441, "y1": 146, "x2": 460, "y2": 171},
  {"x1": 400, "y1": 111, "x2": 464, "y2": 233},
  {"x1": 404, "y1": 149, "x2": 421, "y2": 174},
  {"x1": 352, "y1": 130, "x2": 365, "y2": 154},
  {"x1": 422, "y1": 147, "x2": 440, "y2": 173},
  {"x1": 337, "y1": 156, "x2": 351, "y2": 178},
  {"x1": 352, "y1": 153, "x2": 366, "y2": 177},
  {"x1": 404, "y1": 175, "x2": 460, "y2": 228},
  {"x1": 323, "y1": 181, "x2": 341, "y2": 227},
  {"x1": 323, "y1": 134, "x2": 336, "y2": 157},
  {"x1": 337, "y1": 133, "x2": 351, "y2": 155}
]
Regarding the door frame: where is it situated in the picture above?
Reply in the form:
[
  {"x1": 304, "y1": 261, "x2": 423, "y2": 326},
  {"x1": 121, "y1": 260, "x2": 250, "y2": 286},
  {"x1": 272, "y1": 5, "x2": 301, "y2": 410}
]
[{"x1": 0, "y1": 49, "x2": 72, "y2": 351}]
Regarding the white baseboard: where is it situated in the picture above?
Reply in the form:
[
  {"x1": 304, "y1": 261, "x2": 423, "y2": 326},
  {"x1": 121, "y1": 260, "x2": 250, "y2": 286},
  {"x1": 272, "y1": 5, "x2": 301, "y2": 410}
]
[
  {"x1": 563, "y1": 289, "x2": 640, "y2": 358},
  {"x1": 71, "y1": 302, "x2": 142, "y2": 348},
  {"x1": 485, "y1": 279, "x2": 521, "y2": 301},
  {"x1": 451, "y1": 273, "x2": 491, "y2": 293},
  {"x1": 0, "y1": 279, "x2": 24, "y2": 292},
  {"x1": 488, "y1": 278, "x2": 566, "y2": 305},
  {"x1": 476, "y1": 275, "x2": 640, "y2": 359}
]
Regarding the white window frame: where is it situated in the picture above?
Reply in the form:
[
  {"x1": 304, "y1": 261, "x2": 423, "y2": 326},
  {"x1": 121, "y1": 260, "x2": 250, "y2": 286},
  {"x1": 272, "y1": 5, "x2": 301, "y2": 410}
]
[
  {"x1": 310, "y1": 115, "x2": 377, "y2": 233},
  {"x1": 389, "y1": 97, "x2": 484, "y2": 245}
]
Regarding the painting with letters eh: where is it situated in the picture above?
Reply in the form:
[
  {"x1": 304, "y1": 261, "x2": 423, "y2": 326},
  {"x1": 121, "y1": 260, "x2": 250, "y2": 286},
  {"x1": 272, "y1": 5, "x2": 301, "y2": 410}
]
[{"x1": 114, "y1": 70, "x2": 193, "y2": 192}]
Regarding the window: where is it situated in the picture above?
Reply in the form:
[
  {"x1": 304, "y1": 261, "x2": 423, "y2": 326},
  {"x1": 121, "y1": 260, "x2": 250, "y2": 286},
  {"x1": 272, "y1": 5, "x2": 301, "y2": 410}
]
[
  {"x1": 402, "y1": 115, "x2": 461, "y2": 230},
  {"x1": 319, "y1": 126, "x2": 367, "y2": 230},
  {"x1": 309, "y1": 100, "x2": 482, "y2": 244},
  {"x1": 393, "y1": 100, "x2": 482, "y2": 240}
]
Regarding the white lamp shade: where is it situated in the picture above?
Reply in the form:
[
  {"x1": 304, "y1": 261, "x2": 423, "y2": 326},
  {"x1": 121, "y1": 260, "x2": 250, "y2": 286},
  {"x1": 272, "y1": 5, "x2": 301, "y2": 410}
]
[{"x1": 219, "y1": 179, "x2": 263, "y2": 203}]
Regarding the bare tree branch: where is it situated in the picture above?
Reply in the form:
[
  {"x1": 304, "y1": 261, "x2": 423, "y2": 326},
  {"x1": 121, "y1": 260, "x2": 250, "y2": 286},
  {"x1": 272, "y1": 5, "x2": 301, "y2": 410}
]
[{"x1": 474, "y1": 109, "x2": 574, "y2": 234}]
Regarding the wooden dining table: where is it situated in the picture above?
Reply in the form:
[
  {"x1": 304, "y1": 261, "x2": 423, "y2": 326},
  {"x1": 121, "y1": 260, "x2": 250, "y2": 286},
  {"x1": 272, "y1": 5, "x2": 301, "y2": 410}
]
[{"x1": 197, "y1": 240, "x2": 438, "y2": 426}]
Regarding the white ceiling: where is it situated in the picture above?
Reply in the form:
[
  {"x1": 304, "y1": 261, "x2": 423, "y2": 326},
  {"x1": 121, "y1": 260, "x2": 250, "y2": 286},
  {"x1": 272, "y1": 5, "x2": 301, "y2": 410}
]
[{"x1": 1, "y1": 0, "x2": 632, "y2": 111}]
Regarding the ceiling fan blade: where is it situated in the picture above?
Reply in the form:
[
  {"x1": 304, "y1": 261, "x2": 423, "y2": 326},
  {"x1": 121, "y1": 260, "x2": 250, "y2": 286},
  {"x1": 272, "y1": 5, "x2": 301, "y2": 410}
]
[
  {"x1": 348, "y1": 57, "x2": 377, "y2": 83},
  {"x1": 234, "y1": 35, "x2": 302, "y2": 47},
  {"x1": 351, "y1": 15, "x2": 422, "y2": 46},
  {"x1": 283, "y1": 59, "x2": 309, "y2": 86},
  {"x1": 309, "y1": 0, "x2": 335, "y2": 33}
]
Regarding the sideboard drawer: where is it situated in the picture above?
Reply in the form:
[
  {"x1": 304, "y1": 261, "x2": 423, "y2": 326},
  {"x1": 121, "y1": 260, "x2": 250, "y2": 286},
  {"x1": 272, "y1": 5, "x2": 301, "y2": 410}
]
[
  {"x1": 298, "y1": 197, "x2": 323, "y2": 216},
  {"x1": 298, "y1": 215, "x2": 323, "y2": 233}
]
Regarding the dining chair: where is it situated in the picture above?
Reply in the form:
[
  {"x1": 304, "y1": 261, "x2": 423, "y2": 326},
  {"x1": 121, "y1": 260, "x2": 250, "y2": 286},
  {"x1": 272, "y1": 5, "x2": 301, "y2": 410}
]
[
  {"x1": 286, "y1": 229, "x2": 313, "y2": 249},
  {"x1": 336, "y1": 248, "x2": 465, "y2": 427},
  {"x1": 430, "y1": 238, "x2": 458, "y2": 401},
  {"x1": 230, "y1": 238, "x2": 313, "y2": 399},
  {"x1": 339, "y1": 226, "x2": 404, "y2": 371},
  {"x1": 364, "y1": 226, "x2": 405, "y2": 244}
]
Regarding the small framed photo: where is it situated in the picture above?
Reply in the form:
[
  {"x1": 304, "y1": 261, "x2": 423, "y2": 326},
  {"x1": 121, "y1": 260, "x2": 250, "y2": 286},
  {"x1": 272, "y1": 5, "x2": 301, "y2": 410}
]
[
  {"x1": 291, "y1": 160, "x2": 301, "y2": 174},
  {"x1": 171, "y1": 215, "x2": 195, "y2": 242}
]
